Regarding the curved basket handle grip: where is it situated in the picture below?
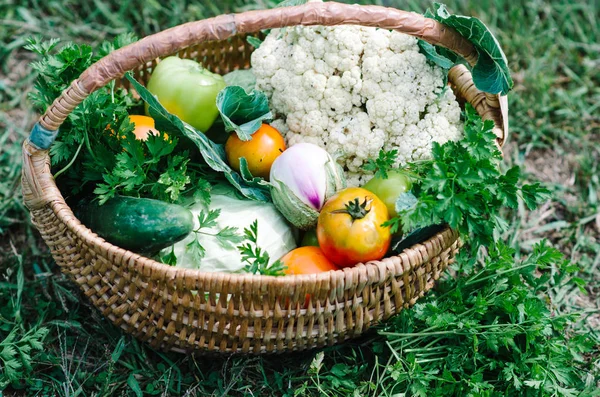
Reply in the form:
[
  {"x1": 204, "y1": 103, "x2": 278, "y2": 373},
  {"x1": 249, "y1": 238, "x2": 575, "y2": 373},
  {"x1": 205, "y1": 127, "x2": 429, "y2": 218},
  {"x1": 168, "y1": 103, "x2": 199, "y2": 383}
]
[{"x1": 38, "y1": 1, "x2": 481, "y2": 134}]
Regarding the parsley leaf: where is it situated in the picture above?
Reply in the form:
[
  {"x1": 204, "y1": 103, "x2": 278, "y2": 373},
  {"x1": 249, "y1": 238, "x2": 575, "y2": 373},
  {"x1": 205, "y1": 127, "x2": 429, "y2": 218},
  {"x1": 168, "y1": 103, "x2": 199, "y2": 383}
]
[
  {"x1": 160, "y1": 246, "x2": 178, "y2": 266},
  {"x1": 238, "y1": 220, "x2": 287, "y2": 276},
  {"x1": 181, "y1": 209, "x2": 245, "y2": 266},
  {"x1": 197, "y1": 209, "x2": 220, "y2": 229},
  {"x1": 362, "y1": 149, "x2": 398, "y2": 179}
]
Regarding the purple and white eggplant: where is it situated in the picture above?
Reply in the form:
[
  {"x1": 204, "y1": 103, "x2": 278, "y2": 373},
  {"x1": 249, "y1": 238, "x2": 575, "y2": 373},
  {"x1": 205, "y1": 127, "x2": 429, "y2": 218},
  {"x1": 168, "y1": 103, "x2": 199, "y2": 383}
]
[{"x1": 269, "y1": 143, "x2": 346, "y2": 230}]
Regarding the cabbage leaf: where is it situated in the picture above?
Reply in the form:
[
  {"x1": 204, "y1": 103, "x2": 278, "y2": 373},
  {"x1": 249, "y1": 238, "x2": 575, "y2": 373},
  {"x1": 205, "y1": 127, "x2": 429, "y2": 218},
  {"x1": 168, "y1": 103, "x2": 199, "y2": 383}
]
[{"x1": 216, "y1": 86, "x2": 272, "y2": 141}]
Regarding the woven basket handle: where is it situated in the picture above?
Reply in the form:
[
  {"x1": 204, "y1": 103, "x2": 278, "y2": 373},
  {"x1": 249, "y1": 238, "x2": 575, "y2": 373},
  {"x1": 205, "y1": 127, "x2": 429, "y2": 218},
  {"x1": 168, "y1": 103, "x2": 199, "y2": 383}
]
[{"x1": 23, "y1": 1, "x2": 507, "y2": 209}]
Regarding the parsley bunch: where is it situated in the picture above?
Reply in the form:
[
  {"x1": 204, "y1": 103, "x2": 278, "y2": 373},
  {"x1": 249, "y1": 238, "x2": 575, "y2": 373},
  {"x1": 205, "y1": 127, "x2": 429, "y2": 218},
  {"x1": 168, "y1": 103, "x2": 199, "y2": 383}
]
[
  {"x1": 27, "y1": 37, "x2": 209, "y2": 204},
  {"x1": 386, "y1": 105, "x2": 550, "y2": 252},
  {"x1": 379, "y1": 241, "x2": 596, "y2": 396}
]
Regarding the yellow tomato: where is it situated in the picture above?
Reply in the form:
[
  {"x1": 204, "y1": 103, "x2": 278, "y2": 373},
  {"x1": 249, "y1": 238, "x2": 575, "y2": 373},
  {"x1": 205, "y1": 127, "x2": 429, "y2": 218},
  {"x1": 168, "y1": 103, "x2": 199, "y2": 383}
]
[
  {"x1": 128, "y1": 115, "x2": 160, "y2": 141},
  {"x1": 225, "y1": 124, "x2": 286, "y2": 180},
  {"x1": 317, "y1": 187, "x2": 391, "y2": 268}
]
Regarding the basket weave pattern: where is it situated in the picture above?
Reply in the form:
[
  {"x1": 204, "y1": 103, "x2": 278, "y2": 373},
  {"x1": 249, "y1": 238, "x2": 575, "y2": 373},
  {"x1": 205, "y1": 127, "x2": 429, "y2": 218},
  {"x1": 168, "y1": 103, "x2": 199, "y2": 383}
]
[{"x1": 22, "y1": 2, "x2": 505, "y2": 354}]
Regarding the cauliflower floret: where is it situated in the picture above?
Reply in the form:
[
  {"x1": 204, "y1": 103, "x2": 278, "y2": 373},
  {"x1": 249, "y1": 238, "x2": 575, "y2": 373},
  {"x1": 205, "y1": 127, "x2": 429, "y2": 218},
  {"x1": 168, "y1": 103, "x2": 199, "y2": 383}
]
[{"x1": 251, "y1": 19, "x2": 463, "y2": 186}]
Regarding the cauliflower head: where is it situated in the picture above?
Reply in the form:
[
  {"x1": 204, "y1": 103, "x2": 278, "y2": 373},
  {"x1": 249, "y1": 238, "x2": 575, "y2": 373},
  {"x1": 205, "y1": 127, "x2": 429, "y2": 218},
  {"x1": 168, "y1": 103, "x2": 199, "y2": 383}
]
[{"x1": 251, "y1": 23, "x2": 463, "y2": 186}]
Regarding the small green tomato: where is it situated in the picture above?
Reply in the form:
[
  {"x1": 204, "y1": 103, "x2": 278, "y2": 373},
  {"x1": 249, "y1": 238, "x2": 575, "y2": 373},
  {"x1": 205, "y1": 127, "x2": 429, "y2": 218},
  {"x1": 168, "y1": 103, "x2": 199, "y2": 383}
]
[{"x1": 362, "y1": 171, "x2": 412, "y2": 218}]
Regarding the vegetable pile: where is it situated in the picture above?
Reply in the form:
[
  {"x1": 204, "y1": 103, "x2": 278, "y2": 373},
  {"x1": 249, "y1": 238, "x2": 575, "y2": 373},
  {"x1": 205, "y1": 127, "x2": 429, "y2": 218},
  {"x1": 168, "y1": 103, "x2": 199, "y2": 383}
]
[{"x1": 28, "y1": 1, "x2": 547, "y2": 278}]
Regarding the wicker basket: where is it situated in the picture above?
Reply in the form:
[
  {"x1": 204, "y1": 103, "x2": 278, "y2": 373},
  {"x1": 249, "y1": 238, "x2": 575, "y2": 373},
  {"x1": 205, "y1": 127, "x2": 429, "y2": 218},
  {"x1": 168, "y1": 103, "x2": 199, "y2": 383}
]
[{"x1": 22, "y1": 2, "x2": 507, "y2": 354}]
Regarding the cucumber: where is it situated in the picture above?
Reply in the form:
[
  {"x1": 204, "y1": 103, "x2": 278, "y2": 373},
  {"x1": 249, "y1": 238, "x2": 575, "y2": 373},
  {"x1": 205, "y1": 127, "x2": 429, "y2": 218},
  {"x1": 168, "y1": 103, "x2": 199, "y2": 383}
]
[{"x1": 74, "y1": 196, "x2": 194, "y2": 254}]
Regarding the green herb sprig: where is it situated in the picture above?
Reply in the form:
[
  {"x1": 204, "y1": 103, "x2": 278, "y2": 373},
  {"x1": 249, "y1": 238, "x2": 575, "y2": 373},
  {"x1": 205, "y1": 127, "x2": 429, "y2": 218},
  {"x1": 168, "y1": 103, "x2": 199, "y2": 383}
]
[
  {"x1": 238, "y1": 220, "x2": 287, "y2": 276},
  {"x1": 362, "y1": 149, "x2": 399, "y2": 179},
  {"x1": 184, "y1": 209, "x2": 245, "y2": 265},
  {"x1": 386, "y1": 105, "x2": 550, "y2": 252}
]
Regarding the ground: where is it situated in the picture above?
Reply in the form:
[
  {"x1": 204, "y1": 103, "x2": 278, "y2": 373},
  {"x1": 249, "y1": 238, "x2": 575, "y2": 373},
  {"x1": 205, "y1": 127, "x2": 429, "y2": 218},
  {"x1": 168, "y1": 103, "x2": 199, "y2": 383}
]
[{"x1": 0, "y1": 0, "x2": 598, "y2": 395}]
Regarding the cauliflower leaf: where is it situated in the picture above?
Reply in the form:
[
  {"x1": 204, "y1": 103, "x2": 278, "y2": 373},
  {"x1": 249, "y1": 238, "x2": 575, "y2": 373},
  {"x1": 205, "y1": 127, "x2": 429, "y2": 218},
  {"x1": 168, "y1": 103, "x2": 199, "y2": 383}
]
[{"x1": 426, "y1": 3, "x2": 513, "y2": 95}]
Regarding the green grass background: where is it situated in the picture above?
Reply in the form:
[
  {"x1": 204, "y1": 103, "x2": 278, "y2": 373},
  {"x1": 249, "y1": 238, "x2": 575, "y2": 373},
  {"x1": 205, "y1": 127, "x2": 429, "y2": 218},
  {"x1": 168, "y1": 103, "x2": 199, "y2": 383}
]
[{"x1": 0, "y1": 0, "x2": 598, "y2": 395}]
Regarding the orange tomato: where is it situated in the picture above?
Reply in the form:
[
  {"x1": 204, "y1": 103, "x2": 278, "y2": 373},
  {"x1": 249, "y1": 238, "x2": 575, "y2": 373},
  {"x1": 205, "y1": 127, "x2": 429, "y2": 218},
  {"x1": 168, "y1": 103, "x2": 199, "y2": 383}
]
[
  {"x1": 128, "y1": 115, "x2": 160, "y2": 141},
  {"x1": 317, "y1": 187, "x2": 391, "y2": 268},
  {"x1": 225, "y1": 123, "x2": 286, "y2": 180},
  {"x1": 281, "y1": 246, "x2": 339, "y2": 275}
]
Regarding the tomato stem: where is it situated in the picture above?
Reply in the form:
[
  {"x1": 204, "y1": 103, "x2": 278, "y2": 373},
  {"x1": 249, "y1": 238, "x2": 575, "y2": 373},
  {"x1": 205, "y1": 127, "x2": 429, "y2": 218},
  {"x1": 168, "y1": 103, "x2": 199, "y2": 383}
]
[{"x1": 331, "y1": 197, "x2": 372, "y2": 220}]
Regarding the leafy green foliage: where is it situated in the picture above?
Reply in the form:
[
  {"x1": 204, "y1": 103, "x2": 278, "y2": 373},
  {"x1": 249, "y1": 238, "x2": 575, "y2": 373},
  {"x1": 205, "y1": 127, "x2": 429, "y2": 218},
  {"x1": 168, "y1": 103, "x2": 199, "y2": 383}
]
[
  {"x1": 25, "y1": 37, "x2": 94, "y2": 110},
  {"x1": 238, "y1": 220, "x2": 286, "y2": 276},
  {"x1": 246, "y1": 36, "x2": 263, "y2": 49},
  {"x1": 0, "y1": 327, "x2": 49, "y2": 388},
  {"x1": 362, "y1": 148, "x2": 399, "y2": 179},
  {"x1": 184, "y1": 209, "x2": 245, "y2": 265},
  {"x1": 417, "y1": 40, "x2": 456, "y2": 70},
  {"x1": 126, "y1": 73, "x2": 272, "y2": 202},
  {"x1": 27, "y1": 37, "x2": 206, "y2": 204},
  {"x1": 93, "y1": 128, "x2": 195, "y2": 204},
  {"x1": 387, "y1": 105, "x2": 550, "y2": 251},
  {"x1": 426, "y1": 3, "x2": 513, "y2": 95},
  {"x1": 417, "y1": 38, "x2": 459, "y2": 88},
  {"x1": 216, "y1": 85, "x2": 272, "y2": 141},
  {"x1": 379, "y1": 241, "x2": 597, "y2": 396}
]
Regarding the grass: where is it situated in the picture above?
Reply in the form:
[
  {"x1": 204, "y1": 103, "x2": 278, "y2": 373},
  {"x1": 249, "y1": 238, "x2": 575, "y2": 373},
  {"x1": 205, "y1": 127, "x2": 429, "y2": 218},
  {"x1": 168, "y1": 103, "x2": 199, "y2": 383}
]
[{"x1": 1, "y1": 0, "x2": 599, "y2": 395}]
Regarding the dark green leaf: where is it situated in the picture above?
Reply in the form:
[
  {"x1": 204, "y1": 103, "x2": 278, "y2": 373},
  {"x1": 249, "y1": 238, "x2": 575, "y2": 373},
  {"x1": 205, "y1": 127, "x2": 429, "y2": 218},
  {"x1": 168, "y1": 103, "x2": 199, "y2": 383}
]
[
  {"x1": 186, "y1": 237, "x2": 206, "y2": 263},
  {"x1": 161, "y1": 246, "x2": 178, "y2": 266},
  {"x1": 192, "y1": 178, "x2": 212, "y2": 206},
  {"x1": 417, "y1": 40, "x2": 455, "y2": 70},
  {"x1": 111, "y1": 336, "x2": 126, "y2": 362},
  {"x1": 127, "y1": 373, "x2": 143, "y2": 397},
  {"x1": 521, "y1": 183, "x2": 551, "y2": 210},
  {"x1": 246, "y1": 36, "x2": 263, "y2": 49},
  {"x1": 427, "y1": 3, "x2": 513, "y2": 95},
  {"x1": 238, "y1": 220, "x2": 285, "y2": 276}
]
